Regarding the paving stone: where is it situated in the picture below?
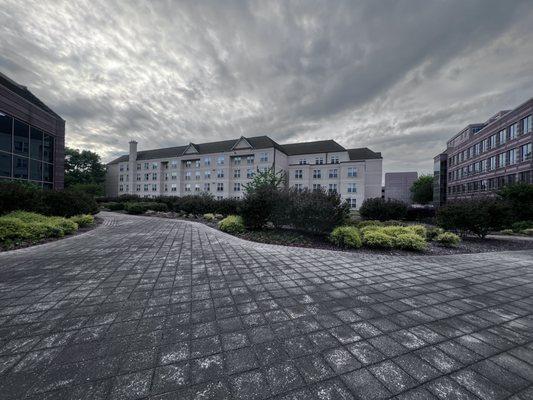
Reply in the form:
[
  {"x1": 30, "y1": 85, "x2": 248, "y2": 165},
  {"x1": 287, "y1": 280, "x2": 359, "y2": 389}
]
[{"x1": 0, "y1": 212, "x2": 531, "y2": 399}]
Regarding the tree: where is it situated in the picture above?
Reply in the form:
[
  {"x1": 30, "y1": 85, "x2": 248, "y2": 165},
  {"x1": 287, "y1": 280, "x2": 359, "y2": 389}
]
[
  {"x1": 498, "y1": 182, "x2": 533, "y2": 222},
  {"x1": 64, "y1": 147, "x2": 106, "y2": 195},
  {"x1": 410, "y1": 175, "x2": 434, "y2": 204}
]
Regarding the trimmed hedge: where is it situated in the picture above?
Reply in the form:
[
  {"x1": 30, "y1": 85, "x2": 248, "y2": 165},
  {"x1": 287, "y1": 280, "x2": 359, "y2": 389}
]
[
  {"x1": 434, "y1": 232, "x2": 461, "y2": 247},
  {"x1": 218, "y1": 215, "x2": 245, "y2": 234},
  {"x1": 394, "y1": 233, "x2": 427, "y2": 251},
  {"x1": 359, "y1": 198, "x2": 408, "y2": 221},
  {"x1": 363, "y1": 230, "x2": 394, "y2": 248},
  {"x1": 70, "y1": 214, "x2": 95, "y2": 228},
  {"x1": 330, "y1": 226, "x2": 362, "y2": 248}
]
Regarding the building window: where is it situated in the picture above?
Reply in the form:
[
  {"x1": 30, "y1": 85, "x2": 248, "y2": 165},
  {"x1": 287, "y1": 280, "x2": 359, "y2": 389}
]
[
  {"x1": 185, "y1": 160, "x2": 192, "y2": 168},
  {"x1": 119, "y1": 175, "x2": 124, "y2": 182},
  {"x1": 195, "y1": 171, "x2": 201, "y2": 180},
  {"x1": 119, "y1": 164, "x2": 124, "y2": 172},
  {"x1": 144, "y1": 162, "x2": 149, "y2": 170},
  {"x1": 217, "y1": 182, "x2": 224, "y2": 192},
  {"x1": 171, "y1": 172, "x2": 177, "y2": 180},
  {"x1": 509, "y1": 123, "x2": 518, "y2": 140},
  {"x1": 136, "y1": 184, "x2": 141, "y2": 192},
  {"x1": 204, "y1": 157, "x2": 211, "y2": 166},
  {"x1": 137, "y1": 163, "x2": 141, "y2": 170},
  {"x1": 315, "y1": 157, "x2": 324, "y2": 165},
  {"x1": 246, "y1": 155, "x2": 254, "y2": 165},
  {"x1": 171, "y1": 160, "x2": 178, "y2": 169},
  {"x1": 331, "y1": 155, "x2": 339, "y2": 164},
  {"x1": 498, "y1": 129, "x2": 506, "y2": 145},
  {"x1": 260, "y1": 152, "x2": 268, "y2": 163},
  {"x1": 294, "y1": 170, "x2": 303, "y2": 179},
  {"x1": 313, "y1": 169, "x2": 321, "y2": 179},
  {"x1": 119, "y1": 184, "x2": 123, "y2": 192},
  {"x1": 152, "y1": 172, "x2": 157, "y2": 180},
  {"x1": 195, "y1": 160, "x2": 201, "y2": 168},
  {"x1": 136, "y1": 173, "x2": 141, "y2": 181},
  {"x1": 171, "y1": 184, "x2": 177, "y2": 192},
  {"x1": 347, "y1": 198, "x2": 357, "y2": 209},
  {"x1": 205, "y1": 170, "x2": 211, "y2": 179},
  {"x1": 217, "y1": 169, "x2": 224, "y2": 178},
  {"x1": 312, "y1": 184, "x2": 321, "y2": 191},
  {"x1": 294, "y1": 183, "x2": 303, "y2": 192},
  {"x1": 152, "y1": 184, "x2": 157, "y2": 191},
  {"x1": 508, "y1": 148, "x2": 518, "y2": 165},
  {"x1": 233, "y1": 156, "x2": 241, "y2": 165},
  {"x1": 299, "y1": 159, "x2": 307, "y2": 165},
  {"x1": 328, "y1": 169, "x2": 338, "y2": 178},
  {"x1": 164, "y1": 183, "x2": 168, "y2": 192},
  {"x1": 185, "y1": 171, "x2": 191, "y2": 180},
  {"x1": 347, "y1": 167, "x2": 357, "y2": 177},
  {"x1": 143, "y1": 184, "x2": 149, "y2": 191},
  {"x1": 217, "y1": 156, "x2": 225, "y2": 165},
  {"x1": 151, "y1": 162, "x2": 158, "y2": 170},
  {"x1": 234, "y1": 182, "x2": 241, "y2": 192},
  {"x1": 195, "y1": 184, "x2": 200, "y2": 192},
  {"x1": 488, "y1": 156, "x2": 496, "y2": 171},
  {"x1": 144, "y1": 173, "x2": 150, "y2": 180},
  {"x1": 185, "y1": 184, "x2": 191, "y2": 192},
  {"x1": 247, "y1": 168, "x2": 254, "y2": 179},
  {"x1": 522, "y1": 115, "x2": 532, "y2": 134},
  {"x1": 498, "y1": 152, "x2": 506, "y2": 168},
  {"x1": 234, "y1": 169, "x2": 241, "y2": 178},
  {"x1": 347, "y1": 183, "x2": 356, "y2": 193},
  {"x1": 328, "y1": 184, "x2": 337, "y2": 194},
  {"x1": 521, "y1": 143, "x2": 532, "y2": 161},
  {"x1": 204, "y1": 183, "x2": 210, "y2": 191}
]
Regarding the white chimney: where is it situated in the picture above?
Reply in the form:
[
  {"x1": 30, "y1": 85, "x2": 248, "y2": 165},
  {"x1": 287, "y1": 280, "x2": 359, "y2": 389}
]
[{"x1": 129, "y1": 140, "x2": 138, "y2": 162}]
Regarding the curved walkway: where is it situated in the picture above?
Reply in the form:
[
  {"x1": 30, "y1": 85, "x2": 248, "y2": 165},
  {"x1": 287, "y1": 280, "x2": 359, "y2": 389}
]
[{"x1": 0, "y1": 212, "x2": 532, "y2": 400}]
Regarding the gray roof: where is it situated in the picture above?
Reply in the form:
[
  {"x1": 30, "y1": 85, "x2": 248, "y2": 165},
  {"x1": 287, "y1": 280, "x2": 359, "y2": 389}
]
[
  {"x1": 108, "y1": 135, "x2": 380, "y2": 164},
  {"x1": 0, "y1": 72, "x2": 62, "y2": 119},
  {"x1": 347, "y1": 147, "x2": 382, "y2": 160}
]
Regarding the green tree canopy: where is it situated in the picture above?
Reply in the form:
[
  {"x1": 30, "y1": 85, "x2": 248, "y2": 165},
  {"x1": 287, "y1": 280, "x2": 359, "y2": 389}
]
[
  {"x1": 64, "y1": 147, "x2": 106, "y2": 195},
  {"x1": 410, "y1": 175, "x2": 434, "y2": 204}
]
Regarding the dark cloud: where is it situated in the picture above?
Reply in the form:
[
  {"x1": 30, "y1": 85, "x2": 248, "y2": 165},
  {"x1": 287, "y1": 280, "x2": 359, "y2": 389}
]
[{"x1": 1, "y1": 0, "x2": 532, "y2": 174}]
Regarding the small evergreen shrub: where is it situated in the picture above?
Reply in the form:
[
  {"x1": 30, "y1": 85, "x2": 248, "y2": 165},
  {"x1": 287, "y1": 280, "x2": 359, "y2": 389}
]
[
  {"x1": 124, "y1": 202, "x2": 146, "y2": 214},
  {"x1": 500, "y1": 229, "x2": 514, "y2": 235},
  {"x1": 203, "y1": 213, "x2": 215, "y2": 221},
  {"x1": 409, "y1": 225, "x2": 427, "y2": 238},
  {"x1": 523, "y1": 228, "x2": 533, "y2": 236},
  {"x1": 101, "y1": 202, "x2": 124, "y2": 211},
  {"x1": 357, "y1": 220, "x2": 383, "y2": 228},
  {"x1": 69, "y1": 214, "x2": 95, "y2": 227},
  {"x1": 330, "y1": 226, "x2": 362, "y2": 248},
  {"x1": 0, "y1": 218, "x2": 30, "y2": 241},
  {"x1": 434, "y1": 232, "x2": 461, "y2": 247},
  {"x1": 383, "y1": 220, "x2": 406, "y2": 226},
  {"x1": 393, "y1": 233, "x2": 427, "y2": 251},
  {"x1": 362, "y1": 230, "x2": 394, "y2": 248},
  {"x1": 511, "y1": 221, "x2": 533, "y2": 233},
  {"x1": 218, "y1": 215, "x2": 245, "y2": 234},
  {"x1": 426, "y1": 227, "x2": 445, "y2": 241}
]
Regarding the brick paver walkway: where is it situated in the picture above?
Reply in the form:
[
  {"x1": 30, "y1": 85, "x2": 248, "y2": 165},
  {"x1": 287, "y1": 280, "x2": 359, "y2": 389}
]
[{"x1": 0, "y1": 212, "x2": 532, "y2": 399}]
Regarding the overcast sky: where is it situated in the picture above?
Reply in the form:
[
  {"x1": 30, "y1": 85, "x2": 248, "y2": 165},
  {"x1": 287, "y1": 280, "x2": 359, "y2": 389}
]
[{"x1": 1, "y1": 0, "x2": 533, "y2": 173}]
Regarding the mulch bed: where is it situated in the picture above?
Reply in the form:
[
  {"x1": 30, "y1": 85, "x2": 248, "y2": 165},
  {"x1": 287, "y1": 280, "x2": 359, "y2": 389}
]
[{"x1": 0, "y1": 217, "x2": 103, "y2": 252}]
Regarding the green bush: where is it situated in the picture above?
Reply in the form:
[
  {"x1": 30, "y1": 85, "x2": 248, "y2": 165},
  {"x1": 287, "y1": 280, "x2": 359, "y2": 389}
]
[
  {"x1": 51, "y1": 218, "x2": 78, "y2": 235},
  {"x1": 393, "y1": 233, "x2": 427, "y2": 251},
  {"x1": 330, "y1": 226, "x2": 362, "y2": 248},
  {"x1": 426, "y1": 227, "x2": 445, "y2": 241},
  {"x1": 145, "y1": 202, "x2": 168, "y2": 212},
  {"x1": 0, "y1": 218, "x2": 31, "y2": 241},
  {"x1": 362, "y1": 230, "x2": 394, "y2": 248},
  {"x1": 69, "y1": 214, "x2": 95, "y2": 227},
  {"x1": 359, "y1": 198, "x2": 408, "y2": 221},
  {"x1": 434, "y1": 232, "x2": 461, "y2": 247},
  {"x1": 409, "y1": 225, "x2": 427, "y2": 238},
  {"x1": 356, "y1": 220, "x2": 383, "y2": 228},
  {"x1": 498, "y1": 183, "x2": 533, "y2": 222},
  {"x1": 124, "y1": 202, "x2": 147, "y2": 214},
  {"x1": 241, "y1": 186, "x2": 280, "y2": 230},
  {"x1": 523, "y1": 228, "x2": 533, "y2": 236},
  {"x1": 511, "y1": 221, "x2": 533, "y2": 233},
  {"x1": 500, "y1": 229, "x2": 514, "y2": 235},
  {"x1": 101, "y1": 202, "x2": 124, "y2": 211},
  {"x1": 218, "y1": 215, "x2": 245, "y2": 234},
  {"x1": 383, "y1": 220, "x2": 406, "y2": 226},
  {"x1": 437, "y1": 199, "x2": 510, "y2": 238},
  {"x1": 203, "y1": 213, "x2": 215, "y2": 221}
]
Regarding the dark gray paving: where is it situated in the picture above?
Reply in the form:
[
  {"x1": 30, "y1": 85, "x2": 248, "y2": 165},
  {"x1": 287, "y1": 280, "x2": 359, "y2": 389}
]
[{"x1": 0, "y1": 212, "x2": 532, "y2": 400}]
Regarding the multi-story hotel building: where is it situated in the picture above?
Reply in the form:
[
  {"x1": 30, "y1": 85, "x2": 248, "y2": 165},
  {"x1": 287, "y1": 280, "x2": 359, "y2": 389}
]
[
  {"x1": 0, "y1": 72, "x2": 65, "y2": 189},
  {"x1": 106, "y1": 136, "x2": 382, "y2": 209},
  {"x1": 435, "y1": 98, "x2": 532, "y2": 202}
]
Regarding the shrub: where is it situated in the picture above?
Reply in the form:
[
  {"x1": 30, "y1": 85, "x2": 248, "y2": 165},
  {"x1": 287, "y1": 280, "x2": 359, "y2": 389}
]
[
  {"x1": 214, "y1": 198, "x2": 242, "y2": 216},
  {"x1": 51, "y1": 218, "x2": 78, "y2": 235},
  {"x1": 362, "y1": 230, "x2": 394, "y2": 248},
  {"x1": 498, "y1": 183, "x2": 533, "y2": 222},
  {"x1": 0, "y1": 218, "x2": 30, "y2": 241},
  {"x1": 383, "y1": 220, "x2": 406, "y2": 226},
  {"x1": 145, "y1": 202, "x2": 168, "y2": 212},
  {"x1": 124, "y1": 202, "x2": 146, "y2": 214},
  {"x1": 406, "y1": 207, "x2": 436, "y2": 222},
  {"x1": 437, "y1": 199, "x2": 510, "y2": 238},
  {"x1": 394, "y1": 233, "x2": 427, "y2": 251},
  {"x1": 426, "y1": 227, "x2": 444, "y2": 241},
  {"x1": 218, "y1": 215, "x2": 245, "y2": 234},
  {"x1": 203, "y1": 213, "x2": 215, "y2": 221},
  {"x1": 289, "y1": 189, "x2": 350, "y2": 233},
  {"x1": 356, "y1": 220, "x2": 383, "y2": 228},
  {"x1": 500, "y1": 229, "x2": 514, "y2": 235},
  {"x1": 101, "y1": 202, "x2": 124, "y2": 211},
  {"x1": 435, "y1": 232, "x2": 461, "y2": 247},
  {"x1": 241, "y1": 186, "x2": 281, "y2": 230},
  {"x1": 511, "y1": 221, "x2": 533, "y2": 233},
  {"x1": 0, "y1": 181, "x2": 41, "y2": 214},
  {"x1": 409, "y1": 225, "x2": 427, "y2": 238},
  {"x1": 359, "y1": 198, "x2": 408, "y2": 221},
  {"x1": 0, "y1": 212, "x2": 81, "y2": 244},
  {"x1": 330, "y1": 226, "x2": 362, "y2": 248},
  {"x1": 69, "y1": 214, "x2": 95, "y2": 227},
  {"x1": 523, "y1": 228, "x2": 533, "y2": 236}
]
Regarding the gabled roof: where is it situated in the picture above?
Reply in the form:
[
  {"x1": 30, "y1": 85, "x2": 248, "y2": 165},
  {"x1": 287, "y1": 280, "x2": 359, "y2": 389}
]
[
  {"x1": 280, "y1": 139, "x2": 345, "y2": 155},
  {"x1": 347, "y1": 148, "x2": 382, "y2": 160},
  {"x1": 0, "y1": 71, "x2": 62, "y2": 119},
  {"x1": 182, "y1": 143, "x2": 200, "y2": 155}
]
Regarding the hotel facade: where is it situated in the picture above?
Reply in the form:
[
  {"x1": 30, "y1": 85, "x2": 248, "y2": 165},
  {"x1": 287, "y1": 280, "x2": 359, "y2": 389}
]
[
  {"x1": 434, "y1": 98, "x2": 533, "y2": 203},
  {"x1": 106, "y1": 136, "x2": 382, "y2": 210}
]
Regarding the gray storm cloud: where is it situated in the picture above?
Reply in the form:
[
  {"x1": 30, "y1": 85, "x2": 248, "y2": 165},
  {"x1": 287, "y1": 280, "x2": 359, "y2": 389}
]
[{"x1": 1, "y1": 0, "x2": 533, "y2": 174}]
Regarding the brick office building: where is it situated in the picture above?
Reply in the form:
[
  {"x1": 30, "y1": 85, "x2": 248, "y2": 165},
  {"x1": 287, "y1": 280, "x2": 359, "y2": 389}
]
[
  {"x1": 435, "y1": 98, "x2": 532, "y2": 202},
  {"x1": 0, "y1": 72, "x2": 65, "y2": 189}
]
